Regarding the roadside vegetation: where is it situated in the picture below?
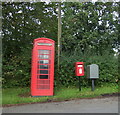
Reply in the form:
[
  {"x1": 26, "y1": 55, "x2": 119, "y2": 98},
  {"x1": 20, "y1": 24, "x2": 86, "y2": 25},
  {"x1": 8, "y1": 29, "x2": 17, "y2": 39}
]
[
  {"x1": 2, "y1": 83, "x2": 118, "y2": 106},
  {"x1": 2, "y1": 2, "x2": 119, "y2": 106}
]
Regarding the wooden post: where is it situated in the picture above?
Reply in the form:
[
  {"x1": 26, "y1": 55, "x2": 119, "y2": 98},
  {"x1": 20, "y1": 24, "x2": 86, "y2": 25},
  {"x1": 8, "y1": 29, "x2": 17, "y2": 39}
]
[
  {"x1": 0, "y1": 2, "x2": 2, "y2": 89},
  {"x1": 57, "y1": 2, "x2": 61, "y2": 71}
]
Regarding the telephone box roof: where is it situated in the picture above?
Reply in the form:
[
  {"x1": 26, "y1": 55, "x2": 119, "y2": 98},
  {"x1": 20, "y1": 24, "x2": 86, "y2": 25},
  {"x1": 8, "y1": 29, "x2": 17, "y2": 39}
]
[{"x1": 34, "y1": 38, "x2": 55, "y2": 43}]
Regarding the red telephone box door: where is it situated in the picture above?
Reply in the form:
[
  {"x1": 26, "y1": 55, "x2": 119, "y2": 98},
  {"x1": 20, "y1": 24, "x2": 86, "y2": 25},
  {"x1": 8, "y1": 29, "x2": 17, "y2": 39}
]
[{"x1": 31, "y1": 38, "x2": 55, "y2": 96}]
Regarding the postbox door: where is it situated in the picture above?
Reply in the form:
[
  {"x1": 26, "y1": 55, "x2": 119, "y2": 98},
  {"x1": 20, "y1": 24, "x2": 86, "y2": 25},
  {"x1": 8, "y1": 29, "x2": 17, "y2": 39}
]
[{"x1": 78, "y1": 65, "x2": 83, "y2": 75}]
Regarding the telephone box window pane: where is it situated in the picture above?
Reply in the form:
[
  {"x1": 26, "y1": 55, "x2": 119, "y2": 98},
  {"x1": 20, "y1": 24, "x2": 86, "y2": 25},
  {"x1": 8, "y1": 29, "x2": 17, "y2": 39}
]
[
  {"x1": 37, "y1": 70, "x2": 48, "y2": 74},
  {"x1": 39, "y1": 60, "x2": 49, "y2": 64},
  {"x1": 39, "y1": 75, "x2": 48, "y2": 79},
  {"x1": 40, "y1": 70, "x2": 48, "y2": 74},
  {"x1": 38, "y1": 65, "x2": 48, "y2": 69},
  {"x1": 38, "y1": 60, "x2": 43, "y2": 64},
  {"x1": 38, "y1": 50, "x2": 50, "y2": 54},
  {"x1": 39, "y1": 55, "x2": 49, "y2": 59}
]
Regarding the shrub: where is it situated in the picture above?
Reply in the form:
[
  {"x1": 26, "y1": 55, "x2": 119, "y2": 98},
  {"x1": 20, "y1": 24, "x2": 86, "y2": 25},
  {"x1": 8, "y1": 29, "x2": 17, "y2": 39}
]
[
  {"x1": 55, "y1": 51, "x2": 119, "y2": 87},
  {"x1": 2, "y1": 49, "x2": 118, "y2": 88},
  {"x1": 2, "y1": 47, "x2": 31, "y2": 88}
]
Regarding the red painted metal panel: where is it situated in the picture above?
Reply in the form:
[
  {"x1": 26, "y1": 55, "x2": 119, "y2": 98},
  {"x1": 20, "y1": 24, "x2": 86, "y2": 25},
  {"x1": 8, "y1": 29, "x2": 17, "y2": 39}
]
[
  {"x1": 75, "y1": 62, "x2": 84, "y2": 76},
  {"x1": 31, "y1": 38, "x2": 55, "y2": 96}
]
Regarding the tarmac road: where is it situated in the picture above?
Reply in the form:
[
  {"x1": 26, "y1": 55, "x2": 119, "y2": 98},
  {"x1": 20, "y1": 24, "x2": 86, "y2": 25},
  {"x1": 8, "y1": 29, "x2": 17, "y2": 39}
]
[{"x1": 2, "y1": 96, "x2": 118, "y2": 113}]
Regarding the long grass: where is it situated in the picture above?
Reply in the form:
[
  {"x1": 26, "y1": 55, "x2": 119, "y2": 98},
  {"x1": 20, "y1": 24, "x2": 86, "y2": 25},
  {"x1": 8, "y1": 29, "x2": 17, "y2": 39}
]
[{"x1": 2, "y1": 84, "x2": 118, "y2": 106}]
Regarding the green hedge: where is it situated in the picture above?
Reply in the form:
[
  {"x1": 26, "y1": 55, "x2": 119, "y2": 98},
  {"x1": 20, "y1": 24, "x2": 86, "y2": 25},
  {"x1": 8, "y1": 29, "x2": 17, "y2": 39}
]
[
  {"x1": 2, "y1": 50, "x2": 119, "y2": 88},
  {"x1": 54, "y1": 51, "x2": 119, "y2": 87},
  {"x1": 2, "y1": 47, "x2": 32, "y2": 88}
]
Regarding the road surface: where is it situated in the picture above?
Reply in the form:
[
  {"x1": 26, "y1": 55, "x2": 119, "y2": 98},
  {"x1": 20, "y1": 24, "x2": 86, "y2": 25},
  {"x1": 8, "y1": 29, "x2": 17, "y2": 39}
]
[{"x1": 2, "y1": 96, "x2": 118, "y2": 113}]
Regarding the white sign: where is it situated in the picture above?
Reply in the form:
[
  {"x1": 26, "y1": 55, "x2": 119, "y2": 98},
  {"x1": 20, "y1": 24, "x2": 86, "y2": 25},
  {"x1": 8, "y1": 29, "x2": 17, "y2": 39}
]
[
  {"x1": 38, "y1": 43, "x2": 52, "y2": 46},
  {"x1": 79, "y1": 68, "x2": 82, "y2": 74}
]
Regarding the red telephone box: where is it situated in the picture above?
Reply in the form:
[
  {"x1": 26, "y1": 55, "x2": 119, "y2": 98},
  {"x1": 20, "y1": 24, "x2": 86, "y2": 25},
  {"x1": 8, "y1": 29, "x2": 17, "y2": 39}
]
[
  {"x1": 31, "y1": 38, "x2": 55, "y2": 96},
  {"x1": 75, "y1": 62, "x2": 84, "y2": 76}
]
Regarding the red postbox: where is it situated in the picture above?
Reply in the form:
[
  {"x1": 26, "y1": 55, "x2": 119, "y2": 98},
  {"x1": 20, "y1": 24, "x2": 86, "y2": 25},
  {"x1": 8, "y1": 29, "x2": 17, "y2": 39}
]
[
  {"x1": 31, "y1": 38, "x2": 55, "y2": 96},
  {"x1": 75, "y1": 62, "x2": 84, "y2": 76}
]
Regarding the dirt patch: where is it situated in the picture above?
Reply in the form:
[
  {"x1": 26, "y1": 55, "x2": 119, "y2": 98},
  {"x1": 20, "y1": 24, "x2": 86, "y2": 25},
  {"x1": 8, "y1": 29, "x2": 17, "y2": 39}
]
[
  {"x1": 19, "y1": 92, "x2": 31, "y2": 97},
  {"x1": 101, "y1": 92, "x2": 120, "y2": 97}
]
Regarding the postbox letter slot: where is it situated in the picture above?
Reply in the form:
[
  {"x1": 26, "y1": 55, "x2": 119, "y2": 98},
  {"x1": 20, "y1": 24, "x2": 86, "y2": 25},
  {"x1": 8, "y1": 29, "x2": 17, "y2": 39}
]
[{"x1": 78, "y1": 65, "x2": 83, "y2": 67}]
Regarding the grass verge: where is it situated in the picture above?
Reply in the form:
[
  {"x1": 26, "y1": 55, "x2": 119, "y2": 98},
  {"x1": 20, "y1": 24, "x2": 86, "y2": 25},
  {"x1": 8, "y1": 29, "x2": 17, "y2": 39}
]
[{"x1": 2, "y1": 83, "x2": 118, "y2": 106}]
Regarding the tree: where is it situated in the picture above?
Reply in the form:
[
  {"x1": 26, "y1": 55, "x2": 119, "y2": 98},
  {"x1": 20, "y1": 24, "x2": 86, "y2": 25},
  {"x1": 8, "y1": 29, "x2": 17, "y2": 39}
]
[
  {"x1": 61, "y1": 2, "x2": 119, "y2": 56},
  {"x1": 2, "y1": 2, "x2": 58, "y2": 58},
  {"x1": 2, "y1": 2, "x2": 58, "y2": 87}
]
